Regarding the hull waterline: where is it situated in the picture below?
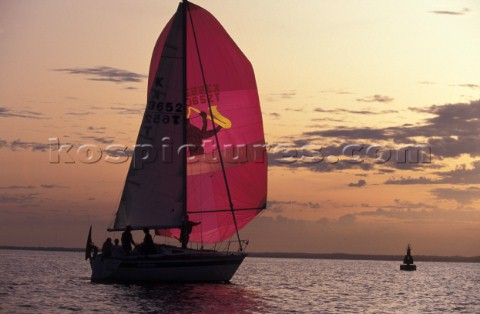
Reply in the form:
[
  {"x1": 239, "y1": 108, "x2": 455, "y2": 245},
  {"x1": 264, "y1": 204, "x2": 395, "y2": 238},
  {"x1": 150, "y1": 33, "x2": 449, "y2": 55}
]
[{"x1": 90, "y1": 251, "x2": 246, "y2": 283}]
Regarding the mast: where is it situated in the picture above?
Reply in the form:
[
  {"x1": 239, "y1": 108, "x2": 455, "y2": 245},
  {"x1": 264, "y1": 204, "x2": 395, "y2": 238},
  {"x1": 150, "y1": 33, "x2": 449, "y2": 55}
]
[
  {"x1": 186, "y1": 3, "x2": 244, "y2": 251},
  {"x1": 182, "y1": 0, "x2": 188, "y2": 222}
]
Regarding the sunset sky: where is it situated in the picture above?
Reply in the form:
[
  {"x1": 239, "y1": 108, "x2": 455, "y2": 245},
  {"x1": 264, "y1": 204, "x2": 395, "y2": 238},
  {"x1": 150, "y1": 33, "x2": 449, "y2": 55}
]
[{"x1": 1, "y1": 0, "x2": 479, "y2": 256}]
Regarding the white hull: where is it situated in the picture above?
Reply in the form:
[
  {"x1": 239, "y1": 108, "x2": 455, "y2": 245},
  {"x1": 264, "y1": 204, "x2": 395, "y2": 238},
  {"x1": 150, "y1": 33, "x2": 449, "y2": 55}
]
[{"x1": 90, "y1": 248, "x2": 246, "y2": 283}]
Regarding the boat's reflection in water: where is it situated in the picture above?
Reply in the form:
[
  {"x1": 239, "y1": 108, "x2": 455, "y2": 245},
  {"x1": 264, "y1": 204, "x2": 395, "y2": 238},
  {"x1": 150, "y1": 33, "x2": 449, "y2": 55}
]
[{"x1": 108, "y1": 282, "x2": 266, "y2": 312}]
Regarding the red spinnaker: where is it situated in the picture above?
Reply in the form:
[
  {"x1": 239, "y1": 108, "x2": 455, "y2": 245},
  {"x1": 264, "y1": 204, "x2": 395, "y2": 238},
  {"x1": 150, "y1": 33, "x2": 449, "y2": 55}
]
[{"x1": 153, "y1": 3, "x2": 267, "y2": 243}]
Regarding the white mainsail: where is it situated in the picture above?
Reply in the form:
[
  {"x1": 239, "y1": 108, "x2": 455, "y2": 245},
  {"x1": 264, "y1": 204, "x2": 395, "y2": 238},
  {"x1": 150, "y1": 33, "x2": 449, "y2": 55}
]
[{"x1": 113, "y1": 4, "x2": 186, "y2": 230}]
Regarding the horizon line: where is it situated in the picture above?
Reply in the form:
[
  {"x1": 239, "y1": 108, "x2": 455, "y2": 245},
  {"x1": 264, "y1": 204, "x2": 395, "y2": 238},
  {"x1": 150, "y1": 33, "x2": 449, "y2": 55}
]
[{"x1": 1, "y1": 245, "x2": 478, "y2": 263}]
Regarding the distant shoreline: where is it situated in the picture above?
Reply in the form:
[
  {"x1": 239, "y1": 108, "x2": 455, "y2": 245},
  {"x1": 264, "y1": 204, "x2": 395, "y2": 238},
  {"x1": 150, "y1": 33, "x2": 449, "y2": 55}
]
[
  {"x1": 1, "y1": 246, "x2": 478, "y2": 263},
  {"x1": 248, "y1": 252, "x2": 480, "y2": 263}
]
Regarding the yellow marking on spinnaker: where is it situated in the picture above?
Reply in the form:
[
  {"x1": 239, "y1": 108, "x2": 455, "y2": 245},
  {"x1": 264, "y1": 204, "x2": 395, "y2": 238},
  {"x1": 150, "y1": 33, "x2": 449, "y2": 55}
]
[{"x1": 187, "y1": 106, "x2": 232, "y2": 129}]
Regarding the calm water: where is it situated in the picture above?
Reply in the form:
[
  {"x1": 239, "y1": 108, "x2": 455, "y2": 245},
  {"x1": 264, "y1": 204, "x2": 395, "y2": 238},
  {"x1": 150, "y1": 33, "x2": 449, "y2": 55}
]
[{"x1": 1, "y1": 250, "x2": 479, "y2": 313}]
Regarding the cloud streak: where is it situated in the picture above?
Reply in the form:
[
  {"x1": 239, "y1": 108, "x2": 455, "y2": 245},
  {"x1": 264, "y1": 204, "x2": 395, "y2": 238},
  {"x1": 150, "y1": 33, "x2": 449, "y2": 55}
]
[
  {"x1": 265, "y1": 90, "x2": 297, "y2": 102},
  {"x1": 320, "y1": 89, "x2": 352, "y2": 95},
  {"x1": 267, "y1": 100, "x2": 479, "y2": 174},
  {"x1": 431, "y1": 187, "x2": 480, "y2": 204},
  {"x1": 307, "y1": 100, "x2": 480, "y2": 159},
  {"x1": 430, "y1": 8, "x2": 470, "y2": 16},
  {"x1": 385, "y1": 161, "x2": 480, "y2": 185},
  {"x1": 314, "y1": 108, "x2": 398, "y2": 115},
  {"x1": 81, "y1": 136, "x2": 115, "y2": 145},
  {"x1": 0, "y1": 193, "x2": 39, "y2": 204},
  {"x1": 53, "y1": 66, "x2": 147, "y2": 84},
  {"x1": 87, "y1": 126, "x2": 106, "y2": 134},
  {"x1": 356, "y1": 204, "x2": 480, "y2": 222},
  {"x1": 40, "y1": 184, "x2": 68, "y2": 189},
  {"x1": 0, "y1": 138, "x2": 51, "y2": 152},
  {"x1": 267, "y1": 90, "x2": 296, "y2": 99},
  {"x1": 267, "y1": 200, "x2": 322, "y2": 213},
  {"x1": 65, "y1": 111, "x2": 96, "y2": 116},
  {"x1": 0, "y1": 107, "x2": 48, "y2": 120},
  {"x1": 356, "y1": 95, "x2": 394, "y2": 103},
  {"x1": 457, "y1": 84, "x2": 480, "y2": 90},
  {"x1": 10, "y1": 139, "x2": 50, "y2": 152},
  {"x1": 0, "y1": 185, "x2": 35, "y2": 190},
  {"x1": 110, "y1": 106, "x2": 143, "y2": 115},
  {"x1": 0, "y1": 184, "x2": 68, "y2": 190},
  {"x1": 269, "y1": 112, "x2": 281, "y2": 119},
  {"x1": 348, "y1": 180, "x2": 367, "y2": 188}
]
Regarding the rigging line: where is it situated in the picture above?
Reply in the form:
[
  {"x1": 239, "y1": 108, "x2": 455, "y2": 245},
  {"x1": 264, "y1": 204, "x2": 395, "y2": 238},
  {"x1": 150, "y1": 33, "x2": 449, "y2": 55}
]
[{"x1": 187, "y1": 4, "x2": 243, "y2": 251}]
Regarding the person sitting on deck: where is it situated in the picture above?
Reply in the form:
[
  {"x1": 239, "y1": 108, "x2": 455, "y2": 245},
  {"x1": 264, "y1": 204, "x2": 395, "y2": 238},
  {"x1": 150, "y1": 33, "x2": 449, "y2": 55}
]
[
  {"x1": 112, "y1": 238, "x2": 123, "y2": 257},
  {"x1": 141, "y1": 228, "x2": 156, "y2": 255},
  {"x1": 101, "y1": 237, "x2": 113, "y2": 258},
  {"x1": 121, "y1": 225, "x2": 136, "y2": 256},
  {"x1": 180, "y1": 215, "x2": 201, "y2": 249}
]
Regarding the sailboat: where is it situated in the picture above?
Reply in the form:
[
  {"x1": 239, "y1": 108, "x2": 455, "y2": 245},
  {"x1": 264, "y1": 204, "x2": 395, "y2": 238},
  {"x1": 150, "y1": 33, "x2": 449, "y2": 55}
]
[{"x1": 86, "y1": 0, "x2": 267, "y2": 282}]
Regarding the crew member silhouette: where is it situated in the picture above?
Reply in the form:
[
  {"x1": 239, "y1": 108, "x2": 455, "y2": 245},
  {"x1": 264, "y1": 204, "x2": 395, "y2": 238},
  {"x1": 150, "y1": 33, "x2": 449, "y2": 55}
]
[
  {"x1": 180, "y1": 214, "x2": 200, "y2": 249},
  {"x1": 101, "y1": 237, "x2": 113, "y2": 258},
  {"x1": 141, "y1": 228, "x2": 156, "y2": 254},
  {"x1": 121, "y1": 225, "x2": 136, "y2": 256}
]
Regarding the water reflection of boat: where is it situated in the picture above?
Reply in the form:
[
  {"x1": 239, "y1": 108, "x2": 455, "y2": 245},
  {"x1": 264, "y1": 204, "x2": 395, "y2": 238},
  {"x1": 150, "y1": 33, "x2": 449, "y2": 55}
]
[
  {"x1": 400, "y1": 244, "x2": 417, "y2": 271},
  {"x1": 108, "y1": 282, "x2": 265, "y2": 313}
]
